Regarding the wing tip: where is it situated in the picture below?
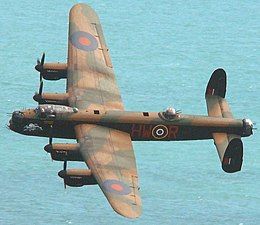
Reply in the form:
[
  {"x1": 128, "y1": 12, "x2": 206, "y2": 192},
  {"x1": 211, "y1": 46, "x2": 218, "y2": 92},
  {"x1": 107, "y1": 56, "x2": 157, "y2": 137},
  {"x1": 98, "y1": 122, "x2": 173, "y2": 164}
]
[
  {"x1": 107, "y1": 195, "x2": 142, "y2": 219},
  {"x1": 70, "y1": 3, "x2": 98, "y2": 19},
  {"x1": 112, "y1": 204, "x2": 142, "y2": 219},
  {"x1": 70, "y1": 3, "x2": 92, "y2": 11}
]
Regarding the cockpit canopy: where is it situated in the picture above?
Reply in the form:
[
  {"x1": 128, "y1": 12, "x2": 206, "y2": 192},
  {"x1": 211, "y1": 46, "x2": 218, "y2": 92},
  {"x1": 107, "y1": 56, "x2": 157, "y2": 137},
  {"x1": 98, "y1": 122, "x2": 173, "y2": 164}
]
[{"x1": 35, "y1": 104, "x2": 78, "y2": 118}]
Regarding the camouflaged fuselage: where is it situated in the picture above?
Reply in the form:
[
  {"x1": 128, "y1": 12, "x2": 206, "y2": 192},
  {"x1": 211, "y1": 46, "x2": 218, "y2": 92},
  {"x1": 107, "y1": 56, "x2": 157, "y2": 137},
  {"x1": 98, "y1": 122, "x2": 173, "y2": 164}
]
[{"x1": 9, "y1": 109, "x2": 247, "y2": 141}]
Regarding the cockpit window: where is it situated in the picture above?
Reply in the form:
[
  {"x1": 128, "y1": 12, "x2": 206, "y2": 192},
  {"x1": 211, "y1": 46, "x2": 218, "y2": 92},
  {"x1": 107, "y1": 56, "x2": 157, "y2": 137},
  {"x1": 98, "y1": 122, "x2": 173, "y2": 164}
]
[{"x1": 35, "y1": 104, "x2": 76, "y2": 119}]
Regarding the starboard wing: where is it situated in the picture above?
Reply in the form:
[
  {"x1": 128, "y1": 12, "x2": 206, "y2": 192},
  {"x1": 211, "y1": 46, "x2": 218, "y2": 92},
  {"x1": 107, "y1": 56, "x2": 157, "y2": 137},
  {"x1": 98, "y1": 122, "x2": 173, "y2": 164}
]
[
  {"x1": 67, "y1": 3, "x2": 124, "y2": 111},
  {"x1": 75, "y1": 124, "x2": 141, "y2": 218}
]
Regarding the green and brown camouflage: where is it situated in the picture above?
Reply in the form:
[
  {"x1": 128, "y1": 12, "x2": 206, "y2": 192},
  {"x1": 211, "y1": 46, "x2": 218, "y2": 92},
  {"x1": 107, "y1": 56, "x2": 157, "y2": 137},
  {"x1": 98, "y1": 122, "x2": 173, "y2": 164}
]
[
  {"x1": 58, "y1": 169, "x2": 97, "y2": 187},
  {"x1": 8, "y1": 3, "x2": 253, "y2": 219},
  {"x1": 35, "y1": 62, "x2": 67, "y2": 80},
  {"x1": 9, "y1": 107, "x2": 251, "y2": 140},
  {"x1": 67, "y1": 3, "x2": 124, "y2": 111},
  {"x1": 33, "y1": 93, "x2": 69, "y2": 105}
]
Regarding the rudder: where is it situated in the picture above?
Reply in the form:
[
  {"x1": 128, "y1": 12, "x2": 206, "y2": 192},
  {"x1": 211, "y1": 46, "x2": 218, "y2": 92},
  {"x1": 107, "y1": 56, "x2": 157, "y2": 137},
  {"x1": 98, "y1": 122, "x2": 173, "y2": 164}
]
[
  {"x1": 222, "y1": 138, "x2": 243, "y2": 173},
  {"x1": 205, "y1": 68, "x2": 227, "y2": 98}
]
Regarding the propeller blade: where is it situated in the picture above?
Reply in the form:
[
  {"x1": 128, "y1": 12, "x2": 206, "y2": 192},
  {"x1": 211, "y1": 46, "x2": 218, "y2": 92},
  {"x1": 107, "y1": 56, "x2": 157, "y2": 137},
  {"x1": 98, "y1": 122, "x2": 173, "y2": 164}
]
[
  {"x1": 63, "y1": 160, "x2": 67, "y2": 189},
  {"x1": 39, "y1": 80, "x2": 43, "y2": 95},
  {"x1": 49, "y1": 124, "x2": 53, "y2": 139},
  {"x1": 35, "y1": 53, "x2": 45, "y2": 79},
  {"x1": 47, "y1": 137, "x2": 53, "y2": 162},
  {"x1": 40, "y1": 71, "x2": 43, "y2": 82},
  {"x1": 63, "y1": 160, "x2": 67, "y2": 171},
  {"x1": 48, "y1": 126, "x2": 53, "y2": 162},
  {"x1": 40, "y1": 53, "x2": 45, "y2": 82},
  {"x1": 49, "y1": 137, "x2": 53, "y2": 145},
  {"x1": 41, "y1": 52, "x2": 45, "y2": 65}
]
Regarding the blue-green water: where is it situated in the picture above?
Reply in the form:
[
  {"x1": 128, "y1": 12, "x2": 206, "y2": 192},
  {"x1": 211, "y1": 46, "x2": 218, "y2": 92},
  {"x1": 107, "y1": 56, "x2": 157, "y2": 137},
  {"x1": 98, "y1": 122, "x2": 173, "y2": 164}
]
[{"x1": 0, "y1": 1, "x2": 259, "y2": 224}]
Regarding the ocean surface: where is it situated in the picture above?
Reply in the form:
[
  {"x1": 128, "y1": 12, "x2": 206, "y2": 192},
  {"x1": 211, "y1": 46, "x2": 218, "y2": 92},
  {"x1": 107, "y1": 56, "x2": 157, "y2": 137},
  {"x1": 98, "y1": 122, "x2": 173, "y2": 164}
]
[{"x1": 0, "y1": 1, "x2": 259, "y2": 224}]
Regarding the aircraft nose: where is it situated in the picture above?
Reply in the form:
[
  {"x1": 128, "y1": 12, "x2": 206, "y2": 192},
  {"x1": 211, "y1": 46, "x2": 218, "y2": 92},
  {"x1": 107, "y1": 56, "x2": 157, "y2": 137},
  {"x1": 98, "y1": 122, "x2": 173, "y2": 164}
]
[
  {"x1": 12, "y1": 111, "x2": 24, "y2": 123},
  {"x1": 7, "y1": 119, "x2": 13, "y2": 130}
]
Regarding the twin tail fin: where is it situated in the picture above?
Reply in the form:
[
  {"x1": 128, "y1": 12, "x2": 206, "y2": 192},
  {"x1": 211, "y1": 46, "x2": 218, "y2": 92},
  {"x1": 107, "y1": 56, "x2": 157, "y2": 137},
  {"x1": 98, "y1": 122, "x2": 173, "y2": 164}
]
[{"x1": 205, "y1": 68, "x2": 243, "y2": 173}]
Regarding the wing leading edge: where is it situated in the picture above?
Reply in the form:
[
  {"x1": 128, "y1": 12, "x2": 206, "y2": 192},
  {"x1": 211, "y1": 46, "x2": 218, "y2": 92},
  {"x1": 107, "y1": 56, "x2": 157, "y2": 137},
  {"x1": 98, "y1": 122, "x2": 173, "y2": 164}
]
[{"x1": 75, "y1": 124, "x2": 142, "y2": 218}]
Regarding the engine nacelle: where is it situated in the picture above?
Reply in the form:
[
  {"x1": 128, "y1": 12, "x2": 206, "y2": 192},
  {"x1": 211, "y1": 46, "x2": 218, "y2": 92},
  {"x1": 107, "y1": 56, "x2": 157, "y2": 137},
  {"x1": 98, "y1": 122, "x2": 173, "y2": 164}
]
[
  {"x1": 58, "y1": 169, "x2": 97, "y2": 187},
  {"x1": 33, "y1": 93, "x2": 69, "y2": 105},
  {"x1": 35, "y1": 63, "x2": 67, "y2": 80},
  {"x1": 44, "y1": 143, "x2": 83, "y2": 161}
]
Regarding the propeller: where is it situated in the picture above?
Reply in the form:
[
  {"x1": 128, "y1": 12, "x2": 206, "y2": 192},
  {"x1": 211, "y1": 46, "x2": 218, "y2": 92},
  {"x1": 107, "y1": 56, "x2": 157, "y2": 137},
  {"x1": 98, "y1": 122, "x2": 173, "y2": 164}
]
[
  {"x1": 39, "y1": 81, "x2": 43, "y2": 95},
  {"x1": 48, "y1": 124, "x2": 53, "y2": 161},
  {"x1": 35, "y1": 53, "x2": 45, "y2": 79},
  {"x1": 49, "y1": 124, "x2": 53, "y2": 145},
  {"x1": 49, "y1": 124, "x2": 68, "y2": 189},
  {"x1": 49, "y1": 123, "x2": 68, "y2": 189},
  {"x1": 55, "y1": 120, "x2": 67, "y2": 188},
  {"x1": 35, "y1": 53, "x2": 45, "y2": 95},
  {"x1": 63, "y1": 160, "x2": 67, "y2": 171},
  {"x1": 63, "y1": 160, "x2": 67, "y2": 189}
]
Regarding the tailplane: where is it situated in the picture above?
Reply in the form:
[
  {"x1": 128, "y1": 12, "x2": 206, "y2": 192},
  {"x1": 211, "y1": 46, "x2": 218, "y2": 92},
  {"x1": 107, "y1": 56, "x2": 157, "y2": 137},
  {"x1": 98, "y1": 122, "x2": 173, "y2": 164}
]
[{"x1": 205, "y1": 68, "x2": 243, "y2": 173}]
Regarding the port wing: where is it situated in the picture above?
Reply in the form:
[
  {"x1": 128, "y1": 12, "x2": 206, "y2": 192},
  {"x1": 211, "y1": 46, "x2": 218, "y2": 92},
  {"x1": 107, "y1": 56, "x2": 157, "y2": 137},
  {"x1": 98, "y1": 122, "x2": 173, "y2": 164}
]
[
  {"x1": 67, "y1": 3, "x2": 124, "y2": 111},
  {"x1": 75, "y1": 124, "x2": 141, "y2": 218},
  {"x1": 205, "y1": 68, "x2": 243, "y2": 173}
]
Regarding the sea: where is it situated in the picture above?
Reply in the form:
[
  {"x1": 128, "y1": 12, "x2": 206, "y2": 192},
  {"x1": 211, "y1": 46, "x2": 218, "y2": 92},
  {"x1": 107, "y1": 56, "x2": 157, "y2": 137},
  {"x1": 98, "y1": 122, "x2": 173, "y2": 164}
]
[{"x1": 0, "y1": 1, "x2": 259, "y2": 224}]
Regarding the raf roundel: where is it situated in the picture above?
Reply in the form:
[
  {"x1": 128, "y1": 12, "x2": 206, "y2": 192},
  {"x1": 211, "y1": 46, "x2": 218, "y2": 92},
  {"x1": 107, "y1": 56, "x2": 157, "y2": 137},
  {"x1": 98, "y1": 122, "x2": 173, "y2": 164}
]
[
  {"x1": 102, "y1": 179, "x2": 131, "y2": 195},
  {"x1": 70, "y1": 31, "x2": 98, "y2": 51},
  {"x1": 152, "y1": 125, "x2": 168, "y2": 139}
]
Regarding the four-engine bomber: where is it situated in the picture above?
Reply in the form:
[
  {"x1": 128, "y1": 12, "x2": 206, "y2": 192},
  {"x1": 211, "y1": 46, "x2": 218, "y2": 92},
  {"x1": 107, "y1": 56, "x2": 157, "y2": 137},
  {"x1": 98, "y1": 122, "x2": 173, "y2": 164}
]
[{"x1": 8, "y1": 3, "x2": 253, "y2": 219}]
